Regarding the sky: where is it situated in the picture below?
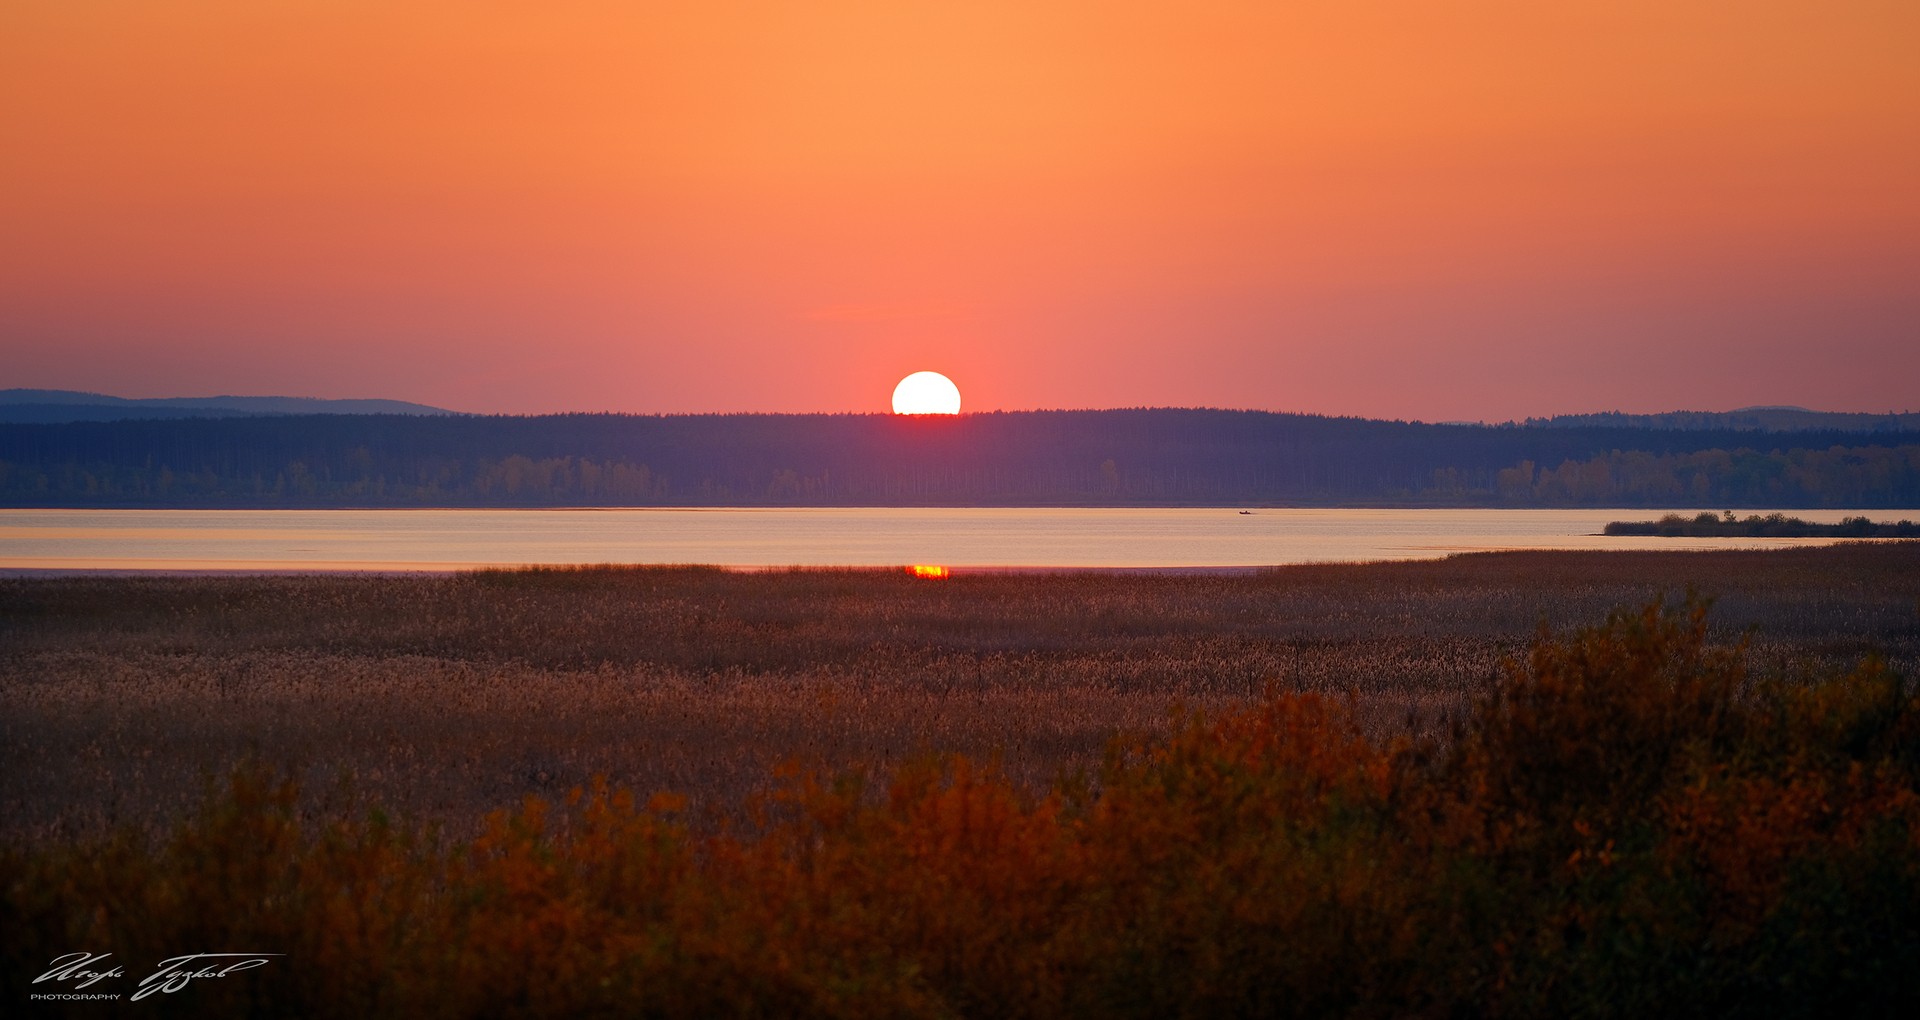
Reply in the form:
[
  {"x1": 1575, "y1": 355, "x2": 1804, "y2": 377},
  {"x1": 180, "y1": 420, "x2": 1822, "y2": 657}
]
[{"x1": 3, "y1": 1, "x2": 1916, "y2": 420}]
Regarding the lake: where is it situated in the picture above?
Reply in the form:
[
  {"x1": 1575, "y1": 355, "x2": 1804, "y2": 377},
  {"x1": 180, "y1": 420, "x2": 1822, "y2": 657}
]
[{"x1": 0, "y1": 507, "x2": 1891, "y2": 572}]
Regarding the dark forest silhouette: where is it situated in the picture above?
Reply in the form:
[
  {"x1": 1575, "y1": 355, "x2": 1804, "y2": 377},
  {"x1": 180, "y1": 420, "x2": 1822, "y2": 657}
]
[{"x1": 2, "y1": 409, "x2": 1916, "y2": 508}]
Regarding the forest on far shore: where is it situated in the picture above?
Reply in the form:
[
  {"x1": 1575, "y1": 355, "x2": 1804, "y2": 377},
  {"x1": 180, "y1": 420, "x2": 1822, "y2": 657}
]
[{"x1": 2, "y1": 408, "x2": 1917, "y2": 508}]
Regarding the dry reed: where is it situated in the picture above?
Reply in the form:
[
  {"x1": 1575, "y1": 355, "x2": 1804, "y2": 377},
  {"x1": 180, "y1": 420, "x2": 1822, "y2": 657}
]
[{"x1": 3, "y1": 543, "x2": 1916, "y2": 841}]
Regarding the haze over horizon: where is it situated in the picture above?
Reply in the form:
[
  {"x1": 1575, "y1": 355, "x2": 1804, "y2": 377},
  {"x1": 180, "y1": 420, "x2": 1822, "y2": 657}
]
[{"x1": 4, "y1": 2, "x2": 1916, "y2": 420}]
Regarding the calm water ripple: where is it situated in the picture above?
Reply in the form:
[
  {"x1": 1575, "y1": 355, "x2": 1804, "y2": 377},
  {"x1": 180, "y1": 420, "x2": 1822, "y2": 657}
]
[{"x1": 0, "y1": 508, "x2": 1887, "y2": 572}]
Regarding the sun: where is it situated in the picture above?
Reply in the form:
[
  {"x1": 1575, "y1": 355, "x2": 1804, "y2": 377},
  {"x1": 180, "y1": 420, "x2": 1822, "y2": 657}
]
[{"x1": 891, "y1": 371, "x2": 962, "y2": 415}]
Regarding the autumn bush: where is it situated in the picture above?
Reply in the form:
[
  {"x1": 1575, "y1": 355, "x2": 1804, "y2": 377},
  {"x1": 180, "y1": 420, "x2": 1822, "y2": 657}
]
[{"x1": 6, "y1": 598, "x2": 1920, "y2": 1017}]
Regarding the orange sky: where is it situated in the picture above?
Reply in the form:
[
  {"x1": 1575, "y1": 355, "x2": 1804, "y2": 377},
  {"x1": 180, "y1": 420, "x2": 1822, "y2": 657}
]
[{"x1": 3, "y1": 1, "x2": 1916, "y2": 418}]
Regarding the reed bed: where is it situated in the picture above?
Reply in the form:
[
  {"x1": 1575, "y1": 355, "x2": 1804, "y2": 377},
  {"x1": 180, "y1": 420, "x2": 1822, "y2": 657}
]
[
  {"x1": 3, "y1": 544, "x2": 1918, "y2": 843},
  {"x1": 4, "y1": 594, "x2": 1918, "y2": 1016}
]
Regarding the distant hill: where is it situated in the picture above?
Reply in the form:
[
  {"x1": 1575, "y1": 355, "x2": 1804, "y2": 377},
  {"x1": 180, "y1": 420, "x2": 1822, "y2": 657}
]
[
  {"x1": 1519, "y1": 406, "x2": 1920, "y2": 433},
  {"x1": 4, "y1": 408, "x2": 1917, "y2": 509},
  {"x1": 0, "y1": 389, "x2": 461, "y2": 423}
]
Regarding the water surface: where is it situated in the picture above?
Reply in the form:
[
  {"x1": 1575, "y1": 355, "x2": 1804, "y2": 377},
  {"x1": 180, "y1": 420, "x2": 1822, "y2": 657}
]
[{"x1": 0, "y1": 508, "x2": 1887, "y2": 572}]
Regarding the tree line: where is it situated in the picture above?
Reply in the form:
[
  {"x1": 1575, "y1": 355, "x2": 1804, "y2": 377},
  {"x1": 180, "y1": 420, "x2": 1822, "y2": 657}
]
[{"x1": 1, "y1": 409, "x2": 1916, "y2": 508}]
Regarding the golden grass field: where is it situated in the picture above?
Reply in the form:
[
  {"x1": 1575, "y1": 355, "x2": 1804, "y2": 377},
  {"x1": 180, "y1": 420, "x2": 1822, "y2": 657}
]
[{"x1": 4, "y1": 543, "x2": 1916, "y2": 842}]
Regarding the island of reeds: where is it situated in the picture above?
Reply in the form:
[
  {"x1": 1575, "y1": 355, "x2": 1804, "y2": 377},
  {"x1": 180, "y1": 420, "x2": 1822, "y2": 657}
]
[
  {"x1": 1604, "y1": 511, "x2": 1920, "y2": 537},
  {"x1": 4, "y1": 543, "x2": 1920, "y2": 1015}
]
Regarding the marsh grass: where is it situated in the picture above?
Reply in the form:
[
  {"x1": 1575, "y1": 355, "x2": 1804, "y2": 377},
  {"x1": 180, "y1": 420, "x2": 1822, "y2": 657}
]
[
  {"x1": 4, "y1": 595, "x2": 1918, "y2": 1016},
  {"x1": 3, "y1": 544, "x2": 1918, "y2": 842}
]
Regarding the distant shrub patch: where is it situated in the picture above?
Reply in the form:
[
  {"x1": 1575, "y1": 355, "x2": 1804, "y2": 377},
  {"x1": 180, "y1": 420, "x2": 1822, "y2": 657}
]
[{"x1": 1604, "y1": 513, "x2": 1920, "y2": 537}]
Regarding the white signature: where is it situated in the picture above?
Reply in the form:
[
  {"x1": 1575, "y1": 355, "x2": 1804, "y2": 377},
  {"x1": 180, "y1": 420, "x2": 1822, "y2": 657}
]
[{"x1": 35, "y1": 952, "x2": 281, "y2": 1001}]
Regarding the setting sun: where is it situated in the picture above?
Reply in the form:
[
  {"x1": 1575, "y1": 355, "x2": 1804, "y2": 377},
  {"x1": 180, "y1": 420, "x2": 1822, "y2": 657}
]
[{"x1": 891, "y1": 372, "x2": 962, "y2": 415}]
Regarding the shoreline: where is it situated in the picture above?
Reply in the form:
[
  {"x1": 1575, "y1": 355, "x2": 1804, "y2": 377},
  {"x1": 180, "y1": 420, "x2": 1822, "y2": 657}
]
[{"x1": 4, "y1": 539, "x2": 1916, "y2": 578}]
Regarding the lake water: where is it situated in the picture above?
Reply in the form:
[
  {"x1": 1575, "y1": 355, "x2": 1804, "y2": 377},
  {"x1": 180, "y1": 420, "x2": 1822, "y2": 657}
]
[{"x1": 0, "y1": 508, "x2": 1890, "y2": 573}]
